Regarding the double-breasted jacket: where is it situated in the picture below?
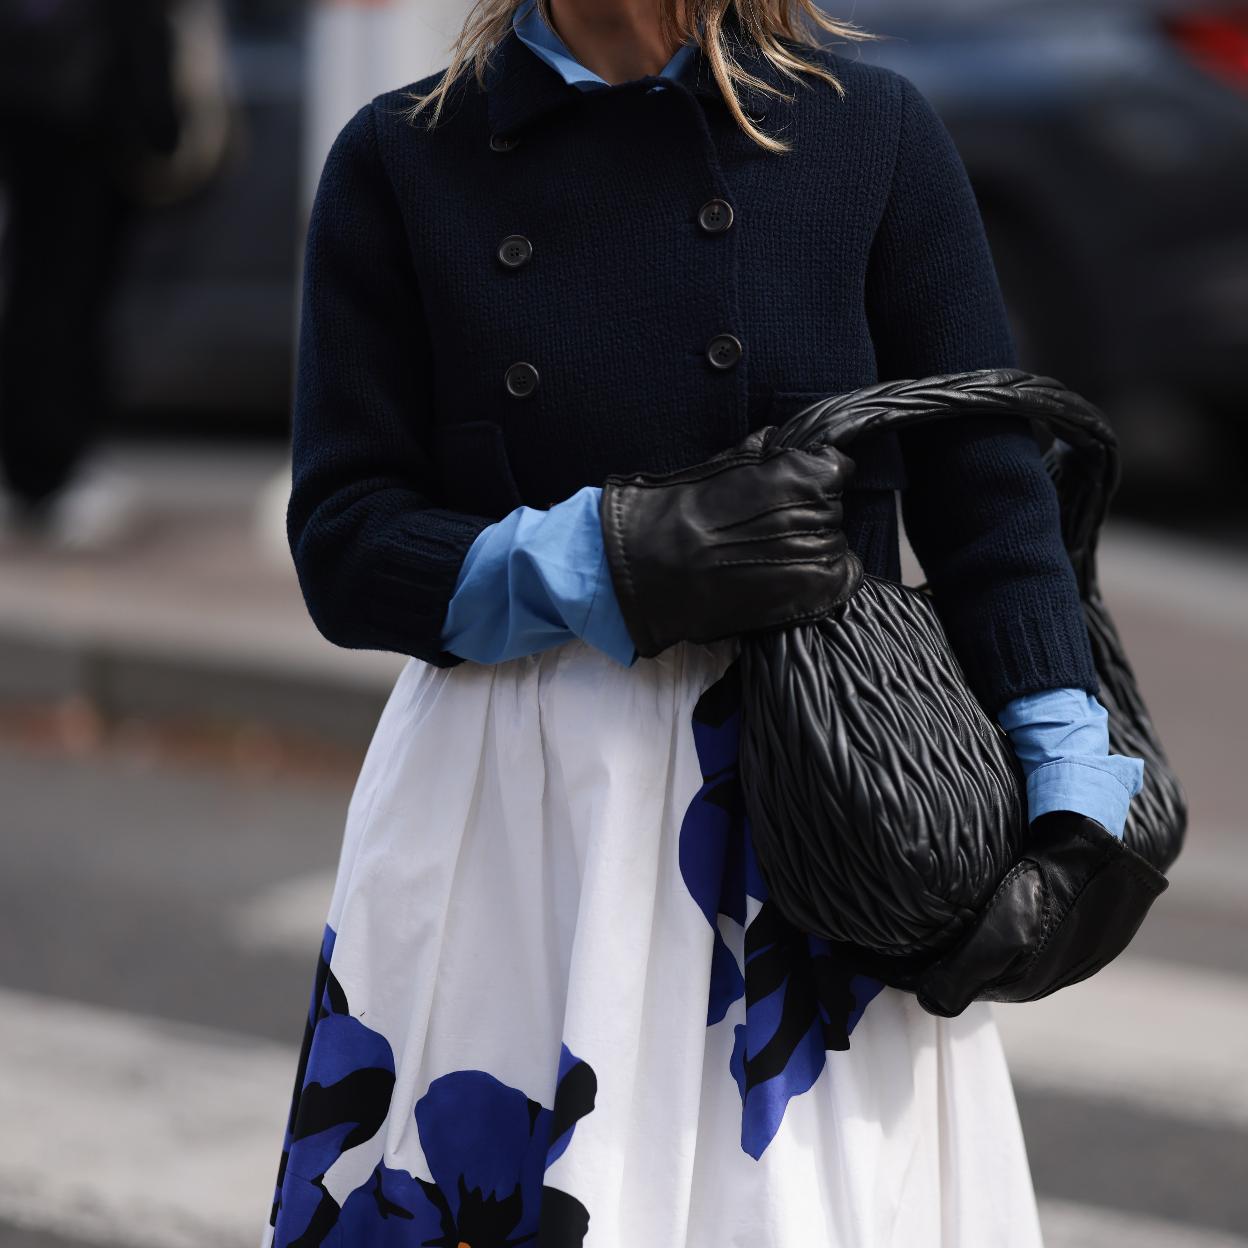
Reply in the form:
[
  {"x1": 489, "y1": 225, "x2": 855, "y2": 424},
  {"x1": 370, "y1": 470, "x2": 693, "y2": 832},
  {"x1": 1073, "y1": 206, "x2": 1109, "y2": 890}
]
[{"x1": 287, "y1": 15, "x2": 1097, "y2": 711}]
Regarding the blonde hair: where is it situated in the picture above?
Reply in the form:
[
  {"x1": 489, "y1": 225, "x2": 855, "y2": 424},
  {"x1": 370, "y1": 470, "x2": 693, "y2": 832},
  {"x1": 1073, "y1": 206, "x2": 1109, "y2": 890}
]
[{"x1": 402, "y1": 1, "x2": 879, "y2": 154}]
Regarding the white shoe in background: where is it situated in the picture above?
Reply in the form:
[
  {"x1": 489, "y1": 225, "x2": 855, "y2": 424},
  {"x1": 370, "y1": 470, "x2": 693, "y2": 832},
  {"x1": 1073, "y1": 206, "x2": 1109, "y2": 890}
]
[
  {"x1": 0, "y1": 468, "x2": 141, "y2": 554},
  {"x1": 253, "y1": 460, "x2": 294, "y2": 572}
]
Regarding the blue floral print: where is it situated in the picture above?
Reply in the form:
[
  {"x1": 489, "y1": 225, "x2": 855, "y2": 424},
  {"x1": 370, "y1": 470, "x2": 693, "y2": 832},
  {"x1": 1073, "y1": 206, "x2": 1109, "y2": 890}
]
[
  {"x1": 678, "y1": 658, "x2": 885, "y2": 1158},
  {"x1": 268, "y1": 926, "x2": 598, "y2": 1245}
]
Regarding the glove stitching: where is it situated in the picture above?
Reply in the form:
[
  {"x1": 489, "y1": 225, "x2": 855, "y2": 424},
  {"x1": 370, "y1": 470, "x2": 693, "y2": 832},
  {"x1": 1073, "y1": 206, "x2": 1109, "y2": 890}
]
[
  {"x1": 1024, "y1": 841, "x2": 1114, "y2": 968},
  {"x1": 711, "y1": 554, "x2": 852, "y2": 569},
  {"x1": 625, "y1": 450, "x2": 762, "y2": 489},
  {"x1": 606, "y1": 484, "x2": 649, "y2": 656},
  {"x1": 624, "y1": 442, "x2": 847, "y2": 491},
  {"x1": 707, "y1": 497, "x2": 844, "y2": 532},
  {"x1": 914, "y1": 857, "x2": 1040, "y2": 1014},
  {"x1": 1068, "y1": 821, "x2": 1167, "y2": 893},
  {"x1": 711, "y1": 527, "x2": 845, "y2": 547}
]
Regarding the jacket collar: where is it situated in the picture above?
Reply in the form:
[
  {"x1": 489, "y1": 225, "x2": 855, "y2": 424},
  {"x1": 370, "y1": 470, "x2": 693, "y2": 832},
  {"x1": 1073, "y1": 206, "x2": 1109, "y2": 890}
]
[{"x1": 484, "y1": 9, "x2": 784, "y2": 139}]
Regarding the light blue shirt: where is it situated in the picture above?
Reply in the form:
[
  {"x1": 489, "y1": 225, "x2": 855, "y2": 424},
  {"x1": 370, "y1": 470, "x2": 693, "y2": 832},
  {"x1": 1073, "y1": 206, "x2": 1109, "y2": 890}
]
[
  {"x1": 509, "y1": 0, "x2": 698, "y2": 91},
  {"x1": 998, "y1": 686, "x2": 1143, "y2": 837},
  {"x1": 441, "y1": 485, "x2": 637, "y2": 669},
  {"x1": 438, "y1": 8, "x2": 1145, "y2": 839}
]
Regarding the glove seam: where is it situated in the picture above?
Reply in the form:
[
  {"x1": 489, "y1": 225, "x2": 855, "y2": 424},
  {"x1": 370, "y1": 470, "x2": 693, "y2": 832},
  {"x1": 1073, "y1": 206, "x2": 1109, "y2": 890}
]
[
  {"x1": 603, "y1": 482, "x2": 655, "y2": 657},
  {"x1": 915, "y1": 861, "x2": 1039, "y2": 1014},
  {"x1": 709, "y1": 553, "x2": 846, "y2": 570},
  {"x1": 711, "y1": 501, "x2": 843, "y2": 531},
  {"x1": 616, "y1": 449, "x2": 759, "y2": 490},
  {"x1": 609, "y1": 484, "x2": 636, "y2": 628},
  {"x1": 617, "y1": 441, "x2": 846, "y2": 493},
  {"x1": 708, "y1": 526, "x2": 843, "y2": 546},
  {"x1": 1067, "y1": 820, "x2": 1167, "y2": 892}
]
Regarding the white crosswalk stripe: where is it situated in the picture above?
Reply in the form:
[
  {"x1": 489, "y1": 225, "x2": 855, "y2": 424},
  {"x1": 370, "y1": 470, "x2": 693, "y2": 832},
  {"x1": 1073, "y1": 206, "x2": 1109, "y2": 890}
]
[
  {"x1": 229, "y1": 868, "x2": 335, "y2": 956},
  {"x1": 1038, "y1": 1200, "x2": 1248, "y2": 1248},
  {"x1": 0, "y1": 986, "x2": 289, "y2": 1248},
  {"x1": 994, "y1": 957, "x2": 1248, "y2": 1130}
]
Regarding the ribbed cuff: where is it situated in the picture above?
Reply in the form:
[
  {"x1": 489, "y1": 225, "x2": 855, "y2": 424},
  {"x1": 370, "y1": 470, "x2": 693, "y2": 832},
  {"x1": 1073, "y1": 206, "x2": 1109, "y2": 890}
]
[
  {"x1": 957, "y1": 592, "x2": 1101, "y2": 715},
  {"x1": 369, "y1": 505, "x2": 499, "y2": 666}
]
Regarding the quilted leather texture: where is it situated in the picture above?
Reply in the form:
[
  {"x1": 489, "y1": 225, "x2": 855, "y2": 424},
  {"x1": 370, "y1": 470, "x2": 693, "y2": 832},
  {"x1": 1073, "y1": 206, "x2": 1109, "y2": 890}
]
[{"x1": 735, "y1": 369, "x2": 1187, "y2": 1012}]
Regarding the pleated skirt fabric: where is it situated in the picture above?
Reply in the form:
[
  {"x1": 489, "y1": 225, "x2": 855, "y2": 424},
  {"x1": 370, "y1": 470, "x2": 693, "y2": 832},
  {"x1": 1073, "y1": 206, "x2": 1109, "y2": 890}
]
[{"x1": 262, "y1": 636, "x2": 1045, "y2": 1247}]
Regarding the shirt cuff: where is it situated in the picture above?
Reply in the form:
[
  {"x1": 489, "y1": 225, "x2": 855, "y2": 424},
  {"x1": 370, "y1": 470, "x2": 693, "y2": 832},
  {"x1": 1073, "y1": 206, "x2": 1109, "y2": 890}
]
[{"x1": 1025, "y1": 755, "x2": 1145, "y2": 839}]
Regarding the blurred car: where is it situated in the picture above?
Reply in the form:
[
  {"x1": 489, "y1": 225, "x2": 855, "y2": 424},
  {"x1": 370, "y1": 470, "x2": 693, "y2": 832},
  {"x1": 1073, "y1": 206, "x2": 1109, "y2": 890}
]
[{"x1": 850, "y1": 0, "x2": 1248, "y2": 496}]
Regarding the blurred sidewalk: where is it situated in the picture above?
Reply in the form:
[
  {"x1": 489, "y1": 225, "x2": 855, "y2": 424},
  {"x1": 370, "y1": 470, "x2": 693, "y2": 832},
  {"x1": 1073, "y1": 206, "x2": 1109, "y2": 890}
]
[{"x1": 0, "y1": 443, "x2": 405, "y2": 748}]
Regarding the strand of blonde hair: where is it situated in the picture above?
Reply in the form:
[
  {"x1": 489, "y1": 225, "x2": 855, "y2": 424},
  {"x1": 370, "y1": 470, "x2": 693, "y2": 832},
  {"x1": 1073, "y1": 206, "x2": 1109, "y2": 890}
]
[{"x1": 402, "y1": 0, "x2": 879, "y2": 153}]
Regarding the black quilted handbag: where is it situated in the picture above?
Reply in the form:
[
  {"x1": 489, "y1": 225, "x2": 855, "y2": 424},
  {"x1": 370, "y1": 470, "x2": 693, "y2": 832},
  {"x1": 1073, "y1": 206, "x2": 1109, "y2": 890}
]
[{"x1": 736, "y1": 368, "x2": 1187, "y2": 1016}]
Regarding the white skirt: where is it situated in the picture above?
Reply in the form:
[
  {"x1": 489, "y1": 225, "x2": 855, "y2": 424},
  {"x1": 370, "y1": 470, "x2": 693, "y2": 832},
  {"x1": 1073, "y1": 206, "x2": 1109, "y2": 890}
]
[{"x1": 262, "y1": 636, "x2": 1045, "y2": 1248}]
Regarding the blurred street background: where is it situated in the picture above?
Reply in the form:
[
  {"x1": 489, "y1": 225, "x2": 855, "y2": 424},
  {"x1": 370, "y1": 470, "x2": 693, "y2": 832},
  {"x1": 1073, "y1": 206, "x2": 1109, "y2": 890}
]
[{"x1": 0, "y1": 1, "x2": 1246, "y2": 1246}]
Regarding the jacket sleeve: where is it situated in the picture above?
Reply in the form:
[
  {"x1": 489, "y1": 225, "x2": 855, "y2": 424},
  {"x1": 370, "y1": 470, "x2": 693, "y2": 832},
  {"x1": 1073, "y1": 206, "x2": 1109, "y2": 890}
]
[
  {"x1": 864, "y1": 72, "x2": 1099, "y2": 714},
  {"x1": 287, "y1": 101, "x2": 497, "y2": 666}
]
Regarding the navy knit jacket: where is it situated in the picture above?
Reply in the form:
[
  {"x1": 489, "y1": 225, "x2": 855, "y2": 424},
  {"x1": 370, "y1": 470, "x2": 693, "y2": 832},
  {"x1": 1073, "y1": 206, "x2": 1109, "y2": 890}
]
[{"x1": 287, "y1": 15, "x2": 1099, "y2": 714}]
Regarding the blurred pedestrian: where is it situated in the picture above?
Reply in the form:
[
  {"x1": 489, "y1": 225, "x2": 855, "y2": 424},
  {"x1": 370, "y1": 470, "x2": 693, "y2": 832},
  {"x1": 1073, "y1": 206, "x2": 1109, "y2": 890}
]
[
  {"x1": 0, "y1": 0, "x2": 180, "y2": 542},
  {"x1": 265, "y1": 1, "x2": 1143, "y2": 1243}
]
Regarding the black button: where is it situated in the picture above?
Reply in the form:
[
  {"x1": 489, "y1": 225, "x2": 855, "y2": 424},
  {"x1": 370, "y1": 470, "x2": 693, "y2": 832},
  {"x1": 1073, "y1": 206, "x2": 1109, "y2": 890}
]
[
  {"x1": 490, "y1": 132, "x2": 520, "y2": 152},
  {"x1": 697, "y1": 198, "x2": 734, "y2": 234},
  {"x1": 505, "y1": 361, "x2": 539, "y2": 398},
  {"x1": 497, "y1": 234, "x2": 533, "y2": 269},
  {"x1": 706, "y1": 333, "x2": 742, "y2": 370}
]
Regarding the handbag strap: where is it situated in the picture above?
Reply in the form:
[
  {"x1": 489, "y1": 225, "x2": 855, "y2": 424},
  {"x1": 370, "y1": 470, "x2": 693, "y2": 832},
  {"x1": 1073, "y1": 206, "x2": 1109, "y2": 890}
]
[{"x1": 764, "y1": 368, "x2": 1120, "y2": 596}]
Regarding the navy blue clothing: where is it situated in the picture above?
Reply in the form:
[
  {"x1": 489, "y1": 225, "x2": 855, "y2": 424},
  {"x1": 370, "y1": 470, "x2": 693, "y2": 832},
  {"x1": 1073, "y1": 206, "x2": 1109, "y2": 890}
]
[
  {"x1": 286, "y1": 8, "x2": 1100, "y2": 714},
  {"x1": 438, "y1": 8, "x2": 1141, "y2": 836},
  {"x1": 439, "y1": 0, "x2": 683, "y2": 673}
]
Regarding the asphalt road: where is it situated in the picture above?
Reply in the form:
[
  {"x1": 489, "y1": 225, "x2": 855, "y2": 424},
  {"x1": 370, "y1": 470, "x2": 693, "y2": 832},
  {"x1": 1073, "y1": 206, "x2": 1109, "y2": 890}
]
[{"x1": 0, "y1": 523, "x2": 1245, "y2": 1248}]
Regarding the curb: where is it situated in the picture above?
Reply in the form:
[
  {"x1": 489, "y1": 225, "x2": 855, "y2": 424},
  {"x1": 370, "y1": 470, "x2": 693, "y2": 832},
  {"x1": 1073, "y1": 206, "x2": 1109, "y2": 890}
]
[{"x1": 0, "y1": 625, "x2": 403, "y2": 751}]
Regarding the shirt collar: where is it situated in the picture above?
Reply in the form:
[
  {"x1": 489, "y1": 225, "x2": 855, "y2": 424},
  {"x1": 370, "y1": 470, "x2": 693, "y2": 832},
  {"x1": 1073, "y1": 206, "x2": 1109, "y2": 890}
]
[
  {"x1": 485, "y1": 4, "x2": 778, "y2": 140},
  {"x1": 511, "y1": 0, "x2": 698, "y2": 92}
]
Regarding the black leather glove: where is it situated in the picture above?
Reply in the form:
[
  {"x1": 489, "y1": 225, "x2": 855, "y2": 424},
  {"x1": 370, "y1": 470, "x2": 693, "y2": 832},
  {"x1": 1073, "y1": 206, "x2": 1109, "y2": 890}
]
[
  {"x1": 912, "y1": 810, "x2": 1168, "y2": 1017},
  {"x1": 599, "y1": 426, "x2": 862, "y2": 658}
]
